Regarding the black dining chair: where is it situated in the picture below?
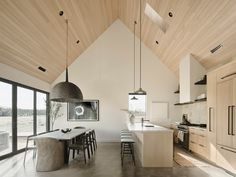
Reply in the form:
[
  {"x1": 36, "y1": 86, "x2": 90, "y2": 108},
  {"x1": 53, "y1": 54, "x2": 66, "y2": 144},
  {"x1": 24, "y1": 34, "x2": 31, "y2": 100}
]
[
  {"x1": 68, "y1": 133, "x2": 90, "y2": 164},
  {"x1": 91, "y1": 130, "x2": 97, "y2": 150}
]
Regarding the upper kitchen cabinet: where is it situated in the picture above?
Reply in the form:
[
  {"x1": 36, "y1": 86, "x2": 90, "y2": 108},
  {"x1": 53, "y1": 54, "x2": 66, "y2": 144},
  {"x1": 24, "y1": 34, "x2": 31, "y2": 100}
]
[{"x1": 179, "y1": 54, "x2": 206, "y2": 103}]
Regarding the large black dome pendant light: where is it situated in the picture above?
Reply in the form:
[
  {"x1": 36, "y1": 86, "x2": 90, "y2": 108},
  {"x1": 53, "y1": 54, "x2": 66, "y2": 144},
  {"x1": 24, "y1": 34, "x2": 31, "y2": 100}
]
[
  {"x1": 131, "y1": 21, "x2": 138, "y2": 100},
  {"x1": 50, "y1": 18, "x2": 83, "y2": 102},
  {"x1": 135, "y1": 0, "x2": 146, "y2": 95}
]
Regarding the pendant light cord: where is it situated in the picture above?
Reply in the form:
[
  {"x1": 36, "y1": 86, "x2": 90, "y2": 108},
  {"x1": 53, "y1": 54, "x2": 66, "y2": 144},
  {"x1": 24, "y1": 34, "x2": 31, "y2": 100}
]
[
  {"x1": 139, "y1": 0, "x2": 142, "y2": 89},
  {"x1": 65, "y1": 19, "x2": 69, "y2": 82},
  {"x1": 134, "y1": 21, "x2": 137, "y2": 92}
]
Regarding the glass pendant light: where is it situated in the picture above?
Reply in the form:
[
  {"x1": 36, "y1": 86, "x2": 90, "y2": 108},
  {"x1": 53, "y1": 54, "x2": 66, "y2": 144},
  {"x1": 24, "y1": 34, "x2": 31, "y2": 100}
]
[
  {"x1": 131, "y1": 21, "x2": 138, "y2": 100},
  {"x1": 135, "y1": 0, "x2": 146, "y2": 95},
  {"x1": 50, "y1": 19, "x2": 83, "y2": 102}
]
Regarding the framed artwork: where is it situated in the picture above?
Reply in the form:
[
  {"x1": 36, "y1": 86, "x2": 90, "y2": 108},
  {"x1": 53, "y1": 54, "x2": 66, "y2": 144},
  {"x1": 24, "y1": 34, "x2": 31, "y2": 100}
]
[{"x1": 68, "y1": 100, "x2": 99, "y2": 121}]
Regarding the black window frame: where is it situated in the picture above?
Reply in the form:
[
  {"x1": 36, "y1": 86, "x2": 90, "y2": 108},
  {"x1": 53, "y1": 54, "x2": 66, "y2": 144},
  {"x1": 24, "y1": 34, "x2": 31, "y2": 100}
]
[{"x1": 0, "y1": 77, "x2": 49, "y2": 160}]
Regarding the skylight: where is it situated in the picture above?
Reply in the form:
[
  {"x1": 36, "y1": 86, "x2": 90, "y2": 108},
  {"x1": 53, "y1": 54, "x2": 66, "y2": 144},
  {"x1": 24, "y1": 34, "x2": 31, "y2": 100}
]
[{"x1": 144, "y1": 3, "x2": 168, "y2": 33}]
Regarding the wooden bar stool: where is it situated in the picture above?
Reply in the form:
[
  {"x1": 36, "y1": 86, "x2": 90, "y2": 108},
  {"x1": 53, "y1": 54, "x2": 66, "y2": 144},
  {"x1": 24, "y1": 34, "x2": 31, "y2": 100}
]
[{"x1": 121, "y1": 138, "x2": 135, "y2": 166}]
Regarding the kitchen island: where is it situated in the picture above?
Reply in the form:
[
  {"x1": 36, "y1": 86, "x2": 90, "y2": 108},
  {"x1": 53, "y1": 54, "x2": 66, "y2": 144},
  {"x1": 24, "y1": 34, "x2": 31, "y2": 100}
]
[{"x1": 127, "y1": 123, "x2": 173, "y2": 167}]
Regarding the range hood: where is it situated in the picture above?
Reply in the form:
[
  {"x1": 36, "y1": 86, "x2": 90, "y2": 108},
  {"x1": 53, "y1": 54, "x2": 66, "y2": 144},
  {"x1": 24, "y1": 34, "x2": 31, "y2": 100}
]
[{"x1": 179, "y1": 54, "x2": 206, "y2": 103}]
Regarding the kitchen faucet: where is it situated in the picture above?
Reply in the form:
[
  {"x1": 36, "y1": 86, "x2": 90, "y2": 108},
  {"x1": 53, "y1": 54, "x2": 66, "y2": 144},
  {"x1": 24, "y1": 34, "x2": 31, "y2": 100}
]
[{"x1": 141, "y1": 117, "x2": 150, "y2": 127}]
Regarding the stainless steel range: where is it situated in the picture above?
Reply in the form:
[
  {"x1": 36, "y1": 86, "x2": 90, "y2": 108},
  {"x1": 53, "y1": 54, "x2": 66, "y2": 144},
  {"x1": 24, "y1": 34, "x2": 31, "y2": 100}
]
[
  {"x1": 177, "y1": 124, "x2": 189, "y2": 150},
  {"x1": 177, "y1": 114, "x2": 206, "y2": 150}
]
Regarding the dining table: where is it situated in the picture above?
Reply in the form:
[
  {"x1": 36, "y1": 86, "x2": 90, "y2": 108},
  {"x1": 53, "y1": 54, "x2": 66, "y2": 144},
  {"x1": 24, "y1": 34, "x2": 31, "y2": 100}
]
[{"x1": 32, "y1": 128, "x2": 89, "y2": 164}]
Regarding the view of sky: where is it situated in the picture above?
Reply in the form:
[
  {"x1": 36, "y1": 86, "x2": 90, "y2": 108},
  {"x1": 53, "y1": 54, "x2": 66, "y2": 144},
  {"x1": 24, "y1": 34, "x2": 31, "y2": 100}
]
[{"x1": 0, "y1": 81, "x2": 46, "y2": 110}]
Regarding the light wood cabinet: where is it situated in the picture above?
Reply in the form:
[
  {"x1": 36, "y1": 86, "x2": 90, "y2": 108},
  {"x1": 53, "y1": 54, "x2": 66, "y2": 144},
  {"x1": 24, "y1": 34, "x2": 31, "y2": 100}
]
[
  {"x1": 216, "y1": 79, "x2": 234, "y2": 147},
  {"x1": 207, "y1": 71, "x2": 217, "y2": 162},
  {"x1": 215, "y1": 61, "x2": 236, "y2": 173},
  {"x1": 216, "y1": 61, "x2": 236, "y2": 83},
  {"x1": 189, "y1": 127, "x2": 207, "y2": 157},
  {"x1": 233, "y1": 79, "x2": 236, "y2": 149},
  {"x1": 203, "y1": 60, "x2": 236, "y2": 173}
]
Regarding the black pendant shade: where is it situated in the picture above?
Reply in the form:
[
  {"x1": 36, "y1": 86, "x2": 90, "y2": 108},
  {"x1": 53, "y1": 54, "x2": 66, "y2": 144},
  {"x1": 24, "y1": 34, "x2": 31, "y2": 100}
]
[
  {"x1": 50, "y1": 82, "x2": 83, "y2": 102},
  {"x1": 135, "y1": 87, "x2": 147, "y2": 95},
  {"x1": 50, "y1": 18, "x2": 83, "y2": 102},
  {"x1": 50, "y1": 68, "x2": 83, "y2": 102}
]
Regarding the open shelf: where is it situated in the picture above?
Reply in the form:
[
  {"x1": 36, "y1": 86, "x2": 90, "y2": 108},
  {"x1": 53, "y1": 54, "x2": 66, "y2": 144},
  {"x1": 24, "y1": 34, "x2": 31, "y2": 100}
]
[
  {"x1": 174, "y1": 102, "x2": 194, "y2": 106},
  {"x1": 174, "y1": 98, "x2": 207, "y2": 106},
  {"x1": 194, "y1": 98, "x2": 207, "y2": 102},
  {"x1": 195, "y1": 75, "x2": 207, "y2": 85},
  {"x1": 174, "y1": 85, "x2": 180, "y2": 94},
  {"x1": 174, "y1": 90, "x2": 179, "y2": 94}
]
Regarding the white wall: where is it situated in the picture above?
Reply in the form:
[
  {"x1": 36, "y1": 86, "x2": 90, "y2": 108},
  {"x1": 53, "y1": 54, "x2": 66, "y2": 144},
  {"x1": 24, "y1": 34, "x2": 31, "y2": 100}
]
[
  {"x1": 52, "y1": 20, "x2": 180, "y2": 142},
  {"x1": 0, "y1": 63, "x2": 50, "y2": 91}
]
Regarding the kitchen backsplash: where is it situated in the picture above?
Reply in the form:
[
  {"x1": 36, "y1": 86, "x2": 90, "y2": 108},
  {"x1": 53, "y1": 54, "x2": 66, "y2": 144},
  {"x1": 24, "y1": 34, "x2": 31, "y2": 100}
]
[{"x1": 181, "y1": 101, "x2": 207, "y2": 124}]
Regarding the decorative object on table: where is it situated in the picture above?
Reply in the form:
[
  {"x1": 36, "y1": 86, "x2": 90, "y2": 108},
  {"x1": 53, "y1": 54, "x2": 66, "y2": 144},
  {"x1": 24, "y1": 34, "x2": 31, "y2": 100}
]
[
  {"x1": 68, "y1": 100, "x2": 99, "y2": 121},
  {"x1": 135, "y1": 0, "x2": 146, "y2": 95},
  {"x1": 50, "y1": 12, "x2": 83, "y2": 103},
  {"x1": 47, "y1": 101, "x2": 63, "y2": 130},
  {"x1": 130, "y1": 20, "x2": 138, "y2": 100},
  {"x1": 120, "y1": 109, "x2": 139, "y2": 124},
  {"x1": 61, "y1": 128, "x2": 72, "y2": 134}
]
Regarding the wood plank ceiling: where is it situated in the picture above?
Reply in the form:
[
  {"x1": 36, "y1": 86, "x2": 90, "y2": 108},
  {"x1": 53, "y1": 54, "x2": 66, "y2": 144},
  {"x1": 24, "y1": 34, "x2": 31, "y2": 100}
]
[
  {"x1": 0, "y1": 0, "x2": 119, "y2": 83},
  {"x1": 119, "y1": 0, "x2": 236, "y2": 74},
  {"x1": 0, "y1": 0, "x2": 236, "y2": 83}
]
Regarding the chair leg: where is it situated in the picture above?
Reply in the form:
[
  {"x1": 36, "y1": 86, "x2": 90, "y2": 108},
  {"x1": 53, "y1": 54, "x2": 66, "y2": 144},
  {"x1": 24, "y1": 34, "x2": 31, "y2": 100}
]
[
  {"x1": 73, "y1": 149, "x2": 75, "y2": 159},
  {"x1": 121, "y1": 143, "x2": 124, "y2": 166},
  {"x1": 90, "y1": 143, "x2": 93, "y2": 155},
  {"x1": 83, "y1": 149, "x2": 86, "y2": 164},
  {"x1": 92, "y1": 140, "x2": 96, "y2": 151},
  {"x1": 131, "y1": 143, "x2": 135, "y2": 165},
  {"x1": 23, "y1": 149, "x2": 27, "y2": 166},
  {"x1": 86, "y1": 146, "x2": 90, "y2": 159},
  {"x1": 23, "y1": 140, "x2": 29, "y2": 166}
]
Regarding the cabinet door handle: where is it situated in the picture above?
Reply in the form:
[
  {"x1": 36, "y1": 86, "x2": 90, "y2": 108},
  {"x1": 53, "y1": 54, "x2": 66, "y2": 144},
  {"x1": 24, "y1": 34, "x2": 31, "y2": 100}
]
[
  {"x1": 221, "y1": 146, "x2": 236, "y2": 153},
  {"x1": 221, "y1": 72, "x2": 236, "y2": 80},
  {"x1": 209, "y1": 107, "x2": 213, "y2": 132},
  {"x1": 232, "y1": 106, "x2": 235, "y2": 136},
  {"x1": 228, "y1": 106, "x2": 231, "y2": 135}
]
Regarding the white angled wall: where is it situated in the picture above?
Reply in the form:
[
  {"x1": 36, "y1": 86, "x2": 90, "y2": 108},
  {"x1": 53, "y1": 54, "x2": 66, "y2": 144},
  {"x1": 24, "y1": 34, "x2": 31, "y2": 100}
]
[
  {"x1": 52, "y1": 20, "x2": 180, "y2": 142},
  {"x1": 0, "y1": 63, "x2": 50, "y2": 91}
]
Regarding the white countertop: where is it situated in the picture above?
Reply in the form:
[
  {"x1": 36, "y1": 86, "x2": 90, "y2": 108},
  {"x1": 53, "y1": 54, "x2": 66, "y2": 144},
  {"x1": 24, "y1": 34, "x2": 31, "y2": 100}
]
[{"x1": 127, "y1": 123, "x2": 173, "y2": 133}]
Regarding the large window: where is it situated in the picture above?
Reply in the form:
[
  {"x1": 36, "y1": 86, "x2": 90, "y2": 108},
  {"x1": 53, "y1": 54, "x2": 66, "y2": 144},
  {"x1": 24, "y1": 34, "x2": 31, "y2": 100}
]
[
  {"x1": 17, "y1": 87, "x2": 34, "y2": 150},
  {"x1": 0, "y1": 82, "x2": 12, "y2": 156},
  {"x1": 128, "y1": 94, "x2": 146, "y2": 118},
  {"x1": 36, "y1": 92, "x2": 47, "y2": 134},
  {"x1": 0, "y1": 78, "x2": 49, "y2": 159}
]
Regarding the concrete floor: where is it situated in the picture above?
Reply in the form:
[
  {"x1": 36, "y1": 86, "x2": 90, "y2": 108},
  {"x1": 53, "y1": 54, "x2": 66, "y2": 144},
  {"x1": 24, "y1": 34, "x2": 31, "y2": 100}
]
[{"x1": 0, "y1": 143, "x2": 234, "y2": 177}]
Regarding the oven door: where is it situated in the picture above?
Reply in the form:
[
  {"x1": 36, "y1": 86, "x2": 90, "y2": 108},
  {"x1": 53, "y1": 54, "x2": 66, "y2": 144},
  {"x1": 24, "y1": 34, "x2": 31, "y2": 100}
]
[{"x1": 177, "y1": 129, "x2": 189, "y2": 150}]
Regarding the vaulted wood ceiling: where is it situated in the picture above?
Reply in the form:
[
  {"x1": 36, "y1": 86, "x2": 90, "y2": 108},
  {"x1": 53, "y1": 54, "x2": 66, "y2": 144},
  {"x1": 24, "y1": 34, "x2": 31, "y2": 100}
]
[{"x1": 1, "y1": 0, "x2": 236, "y2": 83}]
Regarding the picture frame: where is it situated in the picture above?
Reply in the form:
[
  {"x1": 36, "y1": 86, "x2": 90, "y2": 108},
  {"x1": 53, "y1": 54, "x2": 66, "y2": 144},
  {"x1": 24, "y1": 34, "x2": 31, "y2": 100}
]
[{"x1": 68, "y1": 100, "x2": 99, "y2": 121}]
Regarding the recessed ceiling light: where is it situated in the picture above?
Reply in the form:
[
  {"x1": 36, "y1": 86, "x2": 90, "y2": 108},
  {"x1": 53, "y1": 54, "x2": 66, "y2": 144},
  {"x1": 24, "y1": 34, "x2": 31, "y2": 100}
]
[
  {"x1": 210, "y1": 44, "x2": 223, "y2": 53},
  {"x1": 168, "y1": 12, "x2": 173, "y2": 17},
  {"x1": 59, "y1": 11, "x2": 64, "y2": 16},
  {"x1": 38, "y1": 66, "x2": 46, "y2": 72}
]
